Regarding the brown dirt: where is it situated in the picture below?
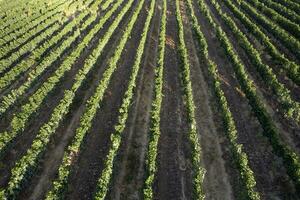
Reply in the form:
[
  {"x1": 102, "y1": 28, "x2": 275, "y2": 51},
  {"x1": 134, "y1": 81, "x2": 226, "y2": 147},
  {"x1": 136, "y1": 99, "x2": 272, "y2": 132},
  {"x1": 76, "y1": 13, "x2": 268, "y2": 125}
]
[
  {"x1": 0, "y1": 20, "x2": 58, "y2": 62},
  {"x1": 152, "y1": 0, "x2": 194, "y2": 199},
  {"x1": 205, "y1": 0, "x2": 300, "y2": 155},
  {"x1": 200, "y1": 0, "x2": 299, "y2": 198},
  {"x1": 180, "y1": 1, "x2": 234, "y2": 199},
  {"x1": 229, "y1": 0, "x2": 300, "y2": 64},
  {"x1": 190, "y1": 1, "x2": 247, "y2": 199},
  {"x1": 107, "y1": 1, "x2": 160, "y2": 199},
  {"x1": 16, "y1": 1, "x2": 142, "y2": 199},
  {"x1": 217, "y1": 0, "x2": 300, "y2": 102},
  {"x1": 0, "y1": 15, "x2": 78, "y2": 96},
  {"x1": 62, "y1": 1, "x2": 151, "y2": 199},
  {"x1": 0, "y1": 0, "x2": 126, "y2": 190},
  {"x1": 0, "y1": 6, "x2": 105, "y2": 131},
  {"x1": 1, "y1": 0, "x2": 300, "y2": 199}
]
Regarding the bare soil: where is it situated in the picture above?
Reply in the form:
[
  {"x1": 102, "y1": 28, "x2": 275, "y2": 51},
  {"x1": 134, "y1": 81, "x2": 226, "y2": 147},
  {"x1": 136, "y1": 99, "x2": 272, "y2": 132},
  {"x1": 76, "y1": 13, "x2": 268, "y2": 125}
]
[
  {"x1": 152, "y1": 1, "x2": 194, "y2": 199},
  {"x1": 205, "y1": 0, "x2": 300, "y2": 155},
  {"x1": 201, "y1": 0, "x2": 299, "y2": 198},
  {"x1": 0, "y1": 0, "x2": 131, "y2": 192},
  {"x1": 180, "y1": 1, "x2": 234, "y2": 199},
  {"x1": 1, "y1": 0, "x2": 299, "y2": 199},
  {"x1": 62, "y1": 1, "x2": 151, "y2": 199},
  {"x1": 107, "y1": 1, "x2": 161, "y2": 199}
]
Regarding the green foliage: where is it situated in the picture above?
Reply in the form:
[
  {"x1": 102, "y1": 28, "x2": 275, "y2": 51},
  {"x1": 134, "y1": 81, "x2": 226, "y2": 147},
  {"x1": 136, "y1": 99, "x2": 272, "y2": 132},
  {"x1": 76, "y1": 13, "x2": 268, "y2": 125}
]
[
  {"x1": 0, "y1": 0, "x2": 71, "y2": 63},
  {"x1": 101, "y1": 0, "x2": 113, "y2": 10},
  {"x1": 222, "y1": 0, "x2": 300, "y2": 86},
  {"x1": 270, "y1": 0, "x2": 300, "y2": 15},
  {"x1": 0, "y1": 0, "x2": 127, "y2": 197},
  {"x1": 143, "y1": 0, "x2": 166, "y2": 199},
  {"x1": 197, "y1": 0, "x2": 300, "y2": 194},
  {"x1": 258, "y1": 0, "x2": 300, "y2": 24},
  {"x1": 186, "y1": 0, "x2": 261, "y2": 199},
  {"x1": 94, "y1": 0, "x2": 155, "y2": 198},
  {"x1": 45, "y1": 0, "x2": 142, "y2": 198},
  {"x1": 176, "y1": 0, "x2": 206, "y2": 198},
  {"x1": 236, "y1": 0, "x2": 300, "y2": 59},
  {"x1": 0, "y1": 14, "x2": 91, "y2": 156},
  {"x1": 0, "y1": 0, "x2": 299, "y2": 198},
  {"x1": 246, "y1": 0, "x2": 300, "y2": 39},
  {"x1": 214, "y1": 0, "x2": 300, "y2": 126},
  {"x1": 0, "y1": 15, "x2": 96, "y2": 115},
  {"x1": 0, "y1": 0, "x2": 65, "y2": 39},
  {"x1": 0, "y1": 11, "x2": 89, "y2": 92},
  {"x1": 0, "y1": 0, "x2": 117, "y2": 158}
]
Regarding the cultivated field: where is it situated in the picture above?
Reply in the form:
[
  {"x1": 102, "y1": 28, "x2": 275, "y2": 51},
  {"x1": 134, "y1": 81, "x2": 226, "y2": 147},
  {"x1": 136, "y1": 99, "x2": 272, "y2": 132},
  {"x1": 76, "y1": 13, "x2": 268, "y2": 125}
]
[{"x1": 0, "y1": 0, "x2": 300, "y2": 199}]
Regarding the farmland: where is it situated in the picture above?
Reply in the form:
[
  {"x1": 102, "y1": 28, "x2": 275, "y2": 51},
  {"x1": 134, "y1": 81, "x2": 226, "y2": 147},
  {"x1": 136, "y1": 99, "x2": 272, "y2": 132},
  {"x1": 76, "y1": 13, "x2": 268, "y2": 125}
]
[{"x1": 0, "y1": 0, "x2": 299, "y2": 199}]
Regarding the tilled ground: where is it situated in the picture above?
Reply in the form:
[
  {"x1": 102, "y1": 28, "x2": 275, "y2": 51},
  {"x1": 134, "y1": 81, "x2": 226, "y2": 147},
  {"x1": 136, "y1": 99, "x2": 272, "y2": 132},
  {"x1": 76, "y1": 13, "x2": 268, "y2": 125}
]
[{"x1": 0, "y1": 0, "x2": 299, "y2": 199}]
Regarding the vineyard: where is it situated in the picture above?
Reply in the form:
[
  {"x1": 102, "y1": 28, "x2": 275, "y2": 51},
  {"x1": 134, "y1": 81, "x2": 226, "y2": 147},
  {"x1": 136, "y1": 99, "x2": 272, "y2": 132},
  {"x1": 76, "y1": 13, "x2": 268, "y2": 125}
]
[{"x1": 0, "y1": 0, "x2": 299, "y2": 199}]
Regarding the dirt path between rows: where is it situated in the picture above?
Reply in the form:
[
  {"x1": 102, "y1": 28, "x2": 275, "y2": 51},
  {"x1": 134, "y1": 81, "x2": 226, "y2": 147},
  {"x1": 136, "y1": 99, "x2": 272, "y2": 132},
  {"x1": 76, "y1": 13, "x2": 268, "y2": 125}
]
[
  {"x1": 0, "y1": 2, "x2": 121, "y2": 188},
  {"x1": 229, "y1": 0, "x2": 300, "y2": 64},
  {"x1": 63, "y1": 2, "x2": 150, "y2": 199},
  {"x1": 200, "y1": 0, "x2": 299, "y2": 198},
  {"x1": 3, "y1": 1, "x2": 135, "y2": 198},
  {"x1": 205, "y1": 0, "x2": 300, "y2": 155},
  {"x1": 180, "y1": 1, "x2": 234, "y2": 199},
  {"x1": 107, "y1": 1, "x2": 160, "y2": 199},
  {"x1": 217, "y1": 0, "x2": 300, "y2": 104},
  {"x1": 153, "y1": 0, "x2": 193, "y2": 199}
]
